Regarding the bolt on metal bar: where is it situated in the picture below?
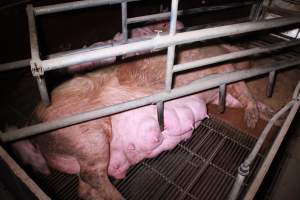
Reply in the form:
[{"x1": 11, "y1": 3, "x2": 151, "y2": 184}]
[
  {"x1": 121, "y1": 2, "x2": 128, "y2": 42},
  {"x1": 266, "y1": 70, "x2": 276, "y2": 97},
  {"x1": 173, "y1": 39, "x2": 300, "y2": 73},
  {"x1": 157, "y1": 0, "x2": 179, "y2": 131},
  {"x1": 227, "y1": 81, "x2": 300, "y2": 200},
  {"x1": 127, "y1": 1, "x2": 254, "y2": 24},
  {"x1": 26, "y1": 5, "x2": 50, "y2": 106},
  {"x1": 40, "y1": 15, "x2": 300, "y2": 71},
  {"x1": 34, "y1": 0, "x2": 139, "y2": 16},
  {"x1": 218, "y1": 84, "x2": 226, "y2": 113},
  {"x1": 1, "y1": 58, "x2": 300, "y2": 142}
]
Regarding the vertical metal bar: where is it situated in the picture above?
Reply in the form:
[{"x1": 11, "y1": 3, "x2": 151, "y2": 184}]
[
  {"x1": 219, "y1": 83, "x2": 226, "y2": 113},
  {"x1": 157, "y1": 0, "x2": 179, "y2": 131},
  {"x1": 26, "y1": 4, "x2": 50, "y2": 106},
  {"x1": 157, "y1": 101, "x2": 164, "y2": 131},
  {"x1": 227, "y1": 173, "x2": 246, "y2": 200},
  {"x1": 266, "y1": 70, "x2": 276, "y2": 97},
  {"x1": 250, "y1": 0, "x2": 264, "y2": 21},
  {"x1": 121, "y1": 2, "x2": 128, "y2": 42}
]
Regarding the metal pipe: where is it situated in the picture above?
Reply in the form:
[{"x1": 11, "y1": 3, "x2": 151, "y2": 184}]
[
  {"x1": 218, "y1": 84, "x2": 226, "y2": 113},
  {"x1": 0, "y1": 59, "x2": 30, "y2": 72},
  {"x1": 158, "y1": 0, "x2": 179, "y2": 131},
  {"x1": 41, "y1": 15, "x2": 300, "y2": 71},
  {"x1": 1, "y1": 58, "x2": 300, "y2": 142},
  {"x1": 34, "y1": 0, "x2": 139, "y2": 16},
  {"x1": 244, "y1": 87, "x2": 300, "y2": 200},
  {"x1": 156, "y1": 101, "x2": 164, "y2": 131},
  {"x1": 250, "y1": 0, "x2": 264, "y2": 20},
  {"x1": 27, "y1": 5, "x2": 50, "y2": 106},
  {"x1": 173, "y1": 39, "x2": 300, "y2": 73},
  {"x1": 127, "y1": 1, "x2": 254, "y2": 24},
  {"x1": 121, "y1": 2, "x2": 128, "y2": 42},
  {"x1": 227, "y1": 172, "x2": 246, "y2": 200},
  {"x1": 228, "y1": 81, "x2": 300, "y2": 200},
  {"x1": 266, "y1": 70, "x2": 276, "y2": 97}
]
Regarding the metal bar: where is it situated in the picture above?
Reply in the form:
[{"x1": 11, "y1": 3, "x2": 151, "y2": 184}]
[
  {"x1": 26, "y1": 5, "x2": 50, "y2": 106},
  {"x1": 34, "y1": 0, "x2": 138, "y2": 16},
  {"x1": 41, "y1": 16, "x2": 300, "y2": 71},
  {"x1": 127, "y1": 1, "x2": 254, "y2": 24},
  {"x1": 158, "y1": 0, "x2": 179, "y2": 131},
  {"x1": 266, "y1": 70, "x2": 276, "y2": 97},
  {"x1": 1, "y1": 58, "x2": 300, "y2": 142},
  {"x1": 173, "y1": 39, "x2": 300, "y2": 73},
  {"x1": 0, "y1": 0, "x2": 31, "y2": 11},
  {"x1": 121, "y1": 2, "x2": 128, "y2": 42},
  {"x1": 0, "y1": 59, "x2": 30, "y2": 72},
  {"x1": 250, "y1": 0, "x2": 264, "y2": 20},
  {"x1": 227, "y1": 81, "x2": 300, "y2": 200},
  {"x1": 0, "y1": 145, "x2": 51, "y2": 200},
  {"x1": 244, "y1": 88, "x2": 300, "y2": 200},
  {"x1": 157, "y1": 101, "x2": 164, "y2": 131},
  {"x1": 219, "y1": 84, "x2": 226, "y2": 113}
]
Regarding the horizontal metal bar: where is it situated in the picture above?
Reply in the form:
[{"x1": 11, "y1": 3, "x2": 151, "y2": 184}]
[
  {"x1": 0, "y1": 59, "x2": 30, "y2": 72},
  {"x1": 127, "y1": 1, "x2": 254, "y2": 24},
  {"x1": 34, "y1": 0, "x2": 138, "y2": 16},
  {"x1": 244, "y1": 89, "x2": 300, "y2": 200},
  {"x1": 41, "y1": 15, "x2": 300, "y2": 71},
  {"x1": 1, "y1": 58, "x2": 300, "y2": 142},
  {"x1": 173, "y1": 39, "x2": 300, "y2": 73},
  {"x1": 0, "y1": 34, "x2": 157, "y2": 72}
]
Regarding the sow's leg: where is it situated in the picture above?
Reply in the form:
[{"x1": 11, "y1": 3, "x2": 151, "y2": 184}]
[{"x1": 35, "y1": 122, "x2": 123, "y2": 200}]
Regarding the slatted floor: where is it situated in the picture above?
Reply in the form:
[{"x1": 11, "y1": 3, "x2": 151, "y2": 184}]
[{"x1": 31, "y1": 117, "x2": 265, "y2": 200}]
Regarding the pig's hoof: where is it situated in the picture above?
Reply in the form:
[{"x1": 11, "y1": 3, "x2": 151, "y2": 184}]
[{"x1": 244, "y1": 104, "x2": 259, "y2": 128}]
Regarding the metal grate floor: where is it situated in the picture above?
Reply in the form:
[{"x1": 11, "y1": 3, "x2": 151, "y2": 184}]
[{"x1": 31, "y1": 117, "x2": 265, "y2": 200}]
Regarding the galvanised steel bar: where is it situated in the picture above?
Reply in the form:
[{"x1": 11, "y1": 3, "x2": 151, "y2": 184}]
[
  {"x1": 127, "y1": 1, "x2": 254, "y2": 24},
  {"x1": 121, "y1": 2, "x2": 128, "y2": 42},
  {"x1": 3, "y1": 33, "x2": 299, "y2": 73},
  {"x1": 266, "y1": 71, "x2": 276, "y2": 97},
  {"x1": 1, "y1": 58, "x2": 300, "y2": 142},
  {"x1": 41, "y1": 16, "x2": 300, "y2": 71},
  {"x1": 218, "y1": 84, "x2": 226, "y2": 113},
  {"x1": 250, "y1": 0, "x2": 265, "y2": 20},
  {"x1": 27, "y1": 5, "x2": 50, "y2": 106},
  {"x1": 244, "y1": 82, "x2": 300, "y2": 200},
  {"x1": 173, "y1": 39, "x2": 300, "y2": 73},
  {"x1": 227, "y1": 81, "x2": 300, "y2": 200},
  {"x1": 34, "y1": 0, "x2": 139, "y2": 16},
  {"x1": 157, "y1": 0, "x2": 179, "y2": 131},
  {"x1": 0, "y1": 59, "x2": 30, "y2": 72}
]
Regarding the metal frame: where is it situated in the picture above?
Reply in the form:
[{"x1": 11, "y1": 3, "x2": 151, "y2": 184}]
[
  {"x1": 228, "y1": 81, "x2": 300, "y2": 200},
  {"x1": 1, "y1": 1, "x2": 300, "y2": 198}
]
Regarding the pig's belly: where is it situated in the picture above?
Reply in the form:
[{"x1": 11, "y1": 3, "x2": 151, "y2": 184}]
[
  {"x1": 108, "y1": 95, "x2": 208, "y2": 179},
  {"x1": 46, "y1": 155, "x2": 80, "y2": 174}
]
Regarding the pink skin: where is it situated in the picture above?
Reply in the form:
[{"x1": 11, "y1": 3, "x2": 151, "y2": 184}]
[
  {"x1": 10, "y1": 21, "x2": 275, "y2": 200},
  {"x1": 109, "y1": 95, "x2": 208, "y2": 179}
]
